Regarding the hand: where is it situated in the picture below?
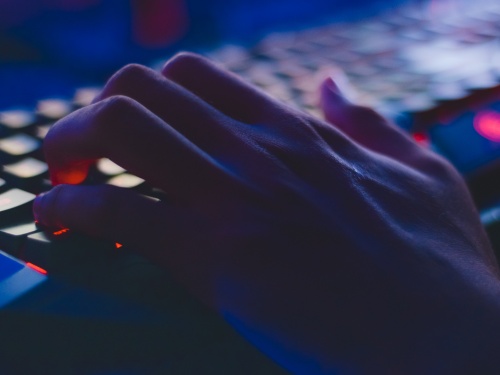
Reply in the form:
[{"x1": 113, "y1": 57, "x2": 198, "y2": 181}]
[{"x1": 33, "y1": 53, "x2": 500, "y2": 374}]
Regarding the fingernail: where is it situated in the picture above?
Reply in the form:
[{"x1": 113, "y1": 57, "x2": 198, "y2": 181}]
[
  {"x1": 326, "y1": 75, "x2": 359, "y2": 104},
  {"x1": 33, "y1": 192, "x2": 46, "y2": 223},
  {"x1": 325, "y1": 76, "x2": 342, "y2": 95}
]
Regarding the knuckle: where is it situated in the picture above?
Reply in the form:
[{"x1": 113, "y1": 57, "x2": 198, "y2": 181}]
[
  {"x1": 111, "y1": 63, "x2": 150, "y2": 84},
  {"x1": 162, "y1": 52, "x2": 206, "y2": 75},
  {"x1": 102, "y1": 63, "x2": 152, "y2": 96},
  {"x1": 93, "y1": 95, "x2": 137, "y2": 135},
  {"x1": 101, "y1": 94, "x2": 136, "y2": 113}
]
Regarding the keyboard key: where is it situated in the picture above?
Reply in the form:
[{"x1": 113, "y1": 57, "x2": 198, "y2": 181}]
[
  {"x1": 0, "y1": 134, "x2": 40, "y2": 161},
  {"x1": 0, "y1": 221, "x2": 38, "y2": 257},
  {"x1": 73, "y1": 87, "x2": 101, "y2": 108},
  {"x1": 0, "y1": 189, "x2": 35, "y2": 225},
  {"x1": 107, "y1": 173, "x2": 145, "y2": 189},
  {"x1": 0, "y1": 250, "x2": 24, "y2": 281},
  {"x1": 96, "y1": 158, "x2": 126, "y2": 176},
  {"x1": 0, "y1": 109, "x2": 36, "y2": 132},
  {"x1": 22, "y1": 231, "x2": 58, "y2": 270},
  {"x1": 3, "y1": 158, "x2": 48, "y2": 192},
  {"x1": 34, "y1": 123, "x2": 53, "y2": 140},
  {"x1": 36, "y1": 99, "x2": 72, "y2": 120}
]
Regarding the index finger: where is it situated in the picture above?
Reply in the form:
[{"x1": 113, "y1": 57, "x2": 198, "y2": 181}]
[{"x1": 44, "y1": 95, "x2": 230, "y2": 200}]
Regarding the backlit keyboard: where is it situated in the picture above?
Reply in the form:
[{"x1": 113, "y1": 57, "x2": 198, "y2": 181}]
[
  {"x1": 205, "y1": 0, "x2": 500, "y2": 129},
  {"x1": 3, "y1": 0, "x2": 500, "y2": 279}
]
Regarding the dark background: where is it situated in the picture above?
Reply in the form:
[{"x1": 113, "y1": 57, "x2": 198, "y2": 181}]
[{"x1": 0, "y1": 0, "x2": 409, "y2": 108}]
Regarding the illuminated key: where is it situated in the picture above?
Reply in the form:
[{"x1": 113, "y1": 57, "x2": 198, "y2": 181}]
[
  {"x1": 34, "y1": 124, "x2": 53, "y2": 140},
  {"x1": 107, "y1": 173, "x2": 145, "y2": 189},
  {"x1": 4, "y1": 158, "x2": 48, "y2": 179},
  {"x1": 37, "y1": 99, "x2": 72, "y2": 120},
  {"x1": 97, "y1": 158, "x2": 126, "y2": 176},
  {"x1": 0, "y1": 109, "x2": 36, "y2": 131},
  {"x1": 0, "y1": 189, "x2": 35, "y2": 224},
  {"x1": 73, "y1": 87, "x2": 101, "y2": 107},
  {"x1": 0, "y1": 134, "x2": 40, "y2": 160},
  {"x1": 3, "y1": 158, "x2": 48, "y2": 192},
  {"x1": 0, "y1": 221, "x2": 38, "y2": 257}
]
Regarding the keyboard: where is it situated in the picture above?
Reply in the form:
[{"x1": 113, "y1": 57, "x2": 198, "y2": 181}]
[
  {"x1": 204, "y1": 0, "x2": 500, "y2": 128},
  {"x1": 0, "y1": 92, "x2": 291, "y2": 372},
  {"x1": 1, "y1": 1, "x2": 500, "y2": 372},
  {"x1": 1, "y1": 0, "x2": 500, "y2": 278},
  {"x1": 0, "y1": 0, "x2": 499, "y2": 283}
]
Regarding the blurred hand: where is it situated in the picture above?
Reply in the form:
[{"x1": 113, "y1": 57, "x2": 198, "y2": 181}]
[{"x1": 34, "y1": 53, "x2": 500, "y2": 374}]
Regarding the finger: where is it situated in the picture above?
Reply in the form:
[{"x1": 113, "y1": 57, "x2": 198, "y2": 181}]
[
  {"x1": 32, "y1": 184, "x2": 172, "y2": 255},
  {"x1": 45, "y1": 96, "x2": 229, "y2": 199},
  {"x1": 92, "y1": 63, "x2": 241, "y2": 151},
  {"x1": 32, "y1": 184, "x2": 225, "y2": 304},
  {"x1": 320, "y1": 77, "x2": 422, "y2": 163},
  {"x1": 161, "y1": 52, "x2": 290, "y2": 124}
]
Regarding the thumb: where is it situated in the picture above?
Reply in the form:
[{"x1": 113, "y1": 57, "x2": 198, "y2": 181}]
[
  {"x1": 320, "y1": 76, "x2": 359, "y2": 130},
  {"x1": 320, "y1": 76, "x2": 418, "y2": 162}
]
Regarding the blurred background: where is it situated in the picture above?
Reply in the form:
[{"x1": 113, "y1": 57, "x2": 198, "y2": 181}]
[{"x1": 0, "y1": 0, "x2": 405, "y2": 107}]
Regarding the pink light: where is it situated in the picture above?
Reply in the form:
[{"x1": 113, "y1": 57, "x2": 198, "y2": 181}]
[
  {"x1": 412, "y1": 132, "x2": 429, "y2": 147},
  {"x1": 473, "y1": 111, "x2": 500, "y2": 142}
]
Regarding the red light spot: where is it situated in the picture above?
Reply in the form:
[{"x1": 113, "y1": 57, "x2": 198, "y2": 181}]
[
  {"x1": 474, "y1": 111, "x2": 500, "y2": 142},
  {"x1": 26, "y1": 262, "x2": 47, "y2": 275},
  {"x1": 412, "y1": 132, "x2": 429, "y2": 146},
  {"x1": 53, "y1": 228, "x2": 70, "y2": 236},
  {"x1": 115, "y1": 243, "x2": 123, "y2": 249},
  {"x1": 52, "y1": 162, "x2": 90, "y2": 185}
]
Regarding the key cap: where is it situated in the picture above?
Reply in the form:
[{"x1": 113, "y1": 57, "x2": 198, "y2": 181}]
[
  {"x1": 0, "y1": 221, "x2": 38, "y2": 257},
  {"x1": 0, "y1": 189, "x2": 35, "y2": 225},
  {"x1": 97, "y1": 158, "x2": 126, "y2": 176},
  {"x1": 0, "y1": 134, "x2": 40, "y2": 162},
  {"x1": 0, "y1": 109, "x2": 36, "y2": 134},
  {"x1": 107, "y1": 173, "x2": 145, "y2": 189},
  {"x1": 3, "y1": 158, "x2": 49, "y2": 193},
  {"x1": 34, "y1": 123, "x2": 53, "y2": 140},
  {"x1": 73, "y1": 87, "x2": 101, "y2": 108},
  {"x1": 36, "y1": 99, "x2": 72, "y2": 120}
]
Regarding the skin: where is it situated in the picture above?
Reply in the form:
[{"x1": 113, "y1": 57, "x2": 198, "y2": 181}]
[{"x1": 33, "y1": 53, "x2": 500, "y2": 374}]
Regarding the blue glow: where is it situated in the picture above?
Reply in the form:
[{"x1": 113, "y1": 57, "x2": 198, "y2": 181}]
[{"x1": 224, "y1": 312, "x2": 342, "y2": 375}]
